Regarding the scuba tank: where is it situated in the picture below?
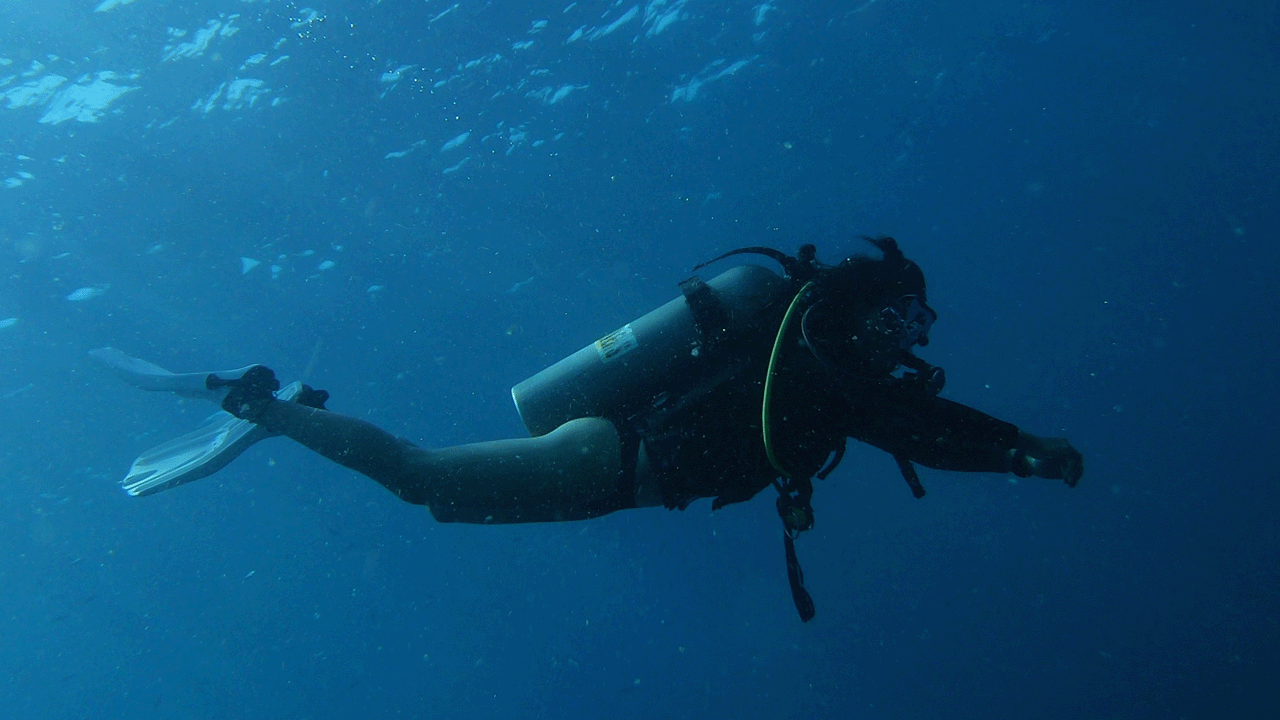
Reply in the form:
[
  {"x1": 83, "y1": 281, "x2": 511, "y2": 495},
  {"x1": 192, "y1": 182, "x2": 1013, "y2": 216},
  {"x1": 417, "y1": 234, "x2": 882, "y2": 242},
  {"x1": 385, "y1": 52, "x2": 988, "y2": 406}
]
[{"x1": 511, "y1": 264, "x2": 789, "y2": 437}]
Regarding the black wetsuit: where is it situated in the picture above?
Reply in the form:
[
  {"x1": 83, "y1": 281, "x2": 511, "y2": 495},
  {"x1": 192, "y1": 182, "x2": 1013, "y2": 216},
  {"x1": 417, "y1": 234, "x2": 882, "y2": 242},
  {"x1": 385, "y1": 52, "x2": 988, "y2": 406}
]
[{"x1": 636, "y1": 329, "x2": 1019, "y2": 512}]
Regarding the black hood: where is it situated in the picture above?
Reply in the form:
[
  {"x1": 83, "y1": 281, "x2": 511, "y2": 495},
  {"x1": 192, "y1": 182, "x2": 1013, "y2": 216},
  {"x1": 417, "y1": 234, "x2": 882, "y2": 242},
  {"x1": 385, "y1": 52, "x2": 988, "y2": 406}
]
[{"x1": 815, "y1": 236, "x2": 927, "y2": 311}]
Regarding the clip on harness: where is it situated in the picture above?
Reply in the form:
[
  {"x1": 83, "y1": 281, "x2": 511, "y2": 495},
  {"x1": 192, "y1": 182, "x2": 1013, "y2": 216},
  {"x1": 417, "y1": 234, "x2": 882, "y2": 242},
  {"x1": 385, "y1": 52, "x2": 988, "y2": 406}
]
[{"x1": 696, "y1": 243, "x2": 941, "y2": 622}]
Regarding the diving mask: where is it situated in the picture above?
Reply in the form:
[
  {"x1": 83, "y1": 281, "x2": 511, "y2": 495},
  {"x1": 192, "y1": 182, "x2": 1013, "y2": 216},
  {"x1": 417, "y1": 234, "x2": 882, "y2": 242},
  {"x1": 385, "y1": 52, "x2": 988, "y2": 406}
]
[
  {"x1": 801, "y1": 294, "x2": 937, "y2": 378},
  {"x1": 880, "y1": 294, "x2": 936, "y2": 349}
]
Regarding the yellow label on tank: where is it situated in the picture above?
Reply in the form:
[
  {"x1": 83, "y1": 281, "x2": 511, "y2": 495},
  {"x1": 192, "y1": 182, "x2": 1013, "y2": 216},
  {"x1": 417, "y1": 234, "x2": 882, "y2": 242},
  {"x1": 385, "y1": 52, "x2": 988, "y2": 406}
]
[{"x1": 595, "y1": 323, "x2": 639, "y2": 363}]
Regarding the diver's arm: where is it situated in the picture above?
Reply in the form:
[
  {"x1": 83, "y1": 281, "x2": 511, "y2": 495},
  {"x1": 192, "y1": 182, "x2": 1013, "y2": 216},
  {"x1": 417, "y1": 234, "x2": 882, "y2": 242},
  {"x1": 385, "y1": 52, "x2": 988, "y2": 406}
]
[{"x1": 847, "y1": 387, "x2": 1083, "y2": 486}]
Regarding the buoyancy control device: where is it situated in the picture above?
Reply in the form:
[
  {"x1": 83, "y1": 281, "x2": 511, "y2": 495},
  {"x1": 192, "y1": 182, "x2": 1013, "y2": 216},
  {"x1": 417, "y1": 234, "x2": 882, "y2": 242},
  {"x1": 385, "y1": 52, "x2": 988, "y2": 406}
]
[{"x1": 511, "y1": 242, "x2": 945, "y2": 623}]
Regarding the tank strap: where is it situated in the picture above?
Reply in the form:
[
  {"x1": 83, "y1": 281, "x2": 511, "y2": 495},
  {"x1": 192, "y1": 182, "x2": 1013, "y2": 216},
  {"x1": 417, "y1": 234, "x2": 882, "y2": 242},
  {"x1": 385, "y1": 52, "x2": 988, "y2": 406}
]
[
  {"x1": 692, "y1": 243, "x2": 822, "y2": 284},
  {"x1": 678, "y1": 276, "x2": 732, "y2": 352}
]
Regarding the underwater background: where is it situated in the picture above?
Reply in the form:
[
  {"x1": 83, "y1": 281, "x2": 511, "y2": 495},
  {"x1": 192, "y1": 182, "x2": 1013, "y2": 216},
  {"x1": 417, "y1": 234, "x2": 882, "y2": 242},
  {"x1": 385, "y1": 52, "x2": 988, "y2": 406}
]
[{"x1": 1, "y1": 0, "x2": 1276, "y2": 718}]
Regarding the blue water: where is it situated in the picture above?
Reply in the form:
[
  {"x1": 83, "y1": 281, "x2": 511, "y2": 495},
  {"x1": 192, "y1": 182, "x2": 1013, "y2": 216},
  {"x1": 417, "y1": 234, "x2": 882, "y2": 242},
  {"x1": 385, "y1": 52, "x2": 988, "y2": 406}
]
[{"x1": 2, "y1": 1, "x2": 1276, "y2": 717}]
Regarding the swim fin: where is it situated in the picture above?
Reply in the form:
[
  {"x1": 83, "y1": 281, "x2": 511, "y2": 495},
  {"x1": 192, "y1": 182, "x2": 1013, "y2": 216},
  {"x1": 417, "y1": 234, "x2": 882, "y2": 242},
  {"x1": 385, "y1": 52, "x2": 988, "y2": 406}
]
[
  {"x1": 90, "y1": 347, "x2": 299, "y2": 496},
  {"x1": 89, "y1": 346, "x2": 256, "y2": 403}
]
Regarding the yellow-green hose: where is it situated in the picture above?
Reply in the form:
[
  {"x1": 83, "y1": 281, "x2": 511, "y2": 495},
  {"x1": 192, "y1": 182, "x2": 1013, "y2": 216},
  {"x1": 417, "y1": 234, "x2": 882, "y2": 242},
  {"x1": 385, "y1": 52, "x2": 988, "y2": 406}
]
[{"x1": 762, "y1": 281, "x2": 814, "y2": 480}]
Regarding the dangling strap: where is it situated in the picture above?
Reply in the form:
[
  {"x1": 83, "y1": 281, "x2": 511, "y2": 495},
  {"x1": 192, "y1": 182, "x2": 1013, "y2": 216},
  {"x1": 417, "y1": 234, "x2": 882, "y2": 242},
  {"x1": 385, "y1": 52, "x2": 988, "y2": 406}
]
[
  {"x1": 774, "y1": 476, "x2": 816, "y2": 622},
  {"x1": 894, "y1": 455, "x2": 927, "y2": 499},
  {"x1": 783, "y1": 534, "x2": 816, "y2": 622},
  {"x1": 816, "y1": 440, "x2": 847, "y2": 480}
]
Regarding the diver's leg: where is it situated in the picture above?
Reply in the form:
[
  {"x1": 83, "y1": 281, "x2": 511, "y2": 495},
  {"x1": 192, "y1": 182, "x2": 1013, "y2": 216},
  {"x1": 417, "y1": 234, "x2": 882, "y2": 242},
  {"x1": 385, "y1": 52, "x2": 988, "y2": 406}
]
[
  {"x1": 253, "y1": 400, "x2": 632, "y2": 523},
  {"x1": 417, "y1": 417, "x2": 629, "y2": 523}
]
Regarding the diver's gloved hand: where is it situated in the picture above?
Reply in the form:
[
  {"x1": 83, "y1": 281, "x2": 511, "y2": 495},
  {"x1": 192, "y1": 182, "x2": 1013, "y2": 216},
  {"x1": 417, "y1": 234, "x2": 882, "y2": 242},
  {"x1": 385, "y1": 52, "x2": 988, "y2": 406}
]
[
  {"x1": 208, "y1": 365, "x2": 280, "y2": 421},
  {"x1": 1012, "y1": 431, "x2": 1084, "y2": 487}
]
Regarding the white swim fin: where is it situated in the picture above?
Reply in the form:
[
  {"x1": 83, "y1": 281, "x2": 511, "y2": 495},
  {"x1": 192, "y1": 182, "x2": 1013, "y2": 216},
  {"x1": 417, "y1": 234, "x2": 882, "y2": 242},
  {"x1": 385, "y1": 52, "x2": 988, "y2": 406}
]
[
  {"x1": 91, "y1": 347, "x2": 299, "y2": 496},
  {"x1": 89, "y1": 346, "x2": 256, "y2": 402},
  {"x1": 119, "y1": 382, "x2": 302, "y2": 496}
]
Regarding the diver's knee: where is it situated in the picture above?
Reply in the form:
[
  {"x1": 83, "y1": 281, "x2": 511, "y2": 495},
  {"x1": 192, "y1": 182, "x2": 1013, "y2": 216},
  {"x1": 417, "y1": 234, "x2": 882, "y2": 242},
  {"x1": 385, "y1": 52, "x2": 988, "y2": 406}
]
[
  {"x1": 544, "y1": 417, "x2": 622, "y2": 470},
  {"x1": 548, "y1": 416, "x2": 620, "y2": 445}
]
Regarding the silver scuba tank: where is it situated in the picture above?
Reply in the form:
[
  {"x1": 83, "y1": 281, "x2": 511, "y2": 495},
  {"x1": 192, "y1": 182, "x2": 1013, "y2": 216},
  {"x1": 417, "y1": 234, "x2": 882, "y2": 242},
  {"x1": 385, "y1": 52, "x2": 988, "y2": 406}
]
[{"x1": 511, "y1": 264, "x2": 789, "y2": 437}]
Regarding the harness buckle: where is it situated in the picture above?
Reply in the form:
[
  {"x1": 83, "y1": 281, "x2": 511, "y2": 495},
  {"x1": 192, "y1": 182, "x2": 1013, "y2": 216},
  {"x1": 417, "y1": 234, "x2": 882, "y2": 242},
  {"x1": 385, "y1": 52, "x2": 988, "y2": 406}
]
[{"x1": 776, "y1": 493, "x2": 814, "y2": 538}]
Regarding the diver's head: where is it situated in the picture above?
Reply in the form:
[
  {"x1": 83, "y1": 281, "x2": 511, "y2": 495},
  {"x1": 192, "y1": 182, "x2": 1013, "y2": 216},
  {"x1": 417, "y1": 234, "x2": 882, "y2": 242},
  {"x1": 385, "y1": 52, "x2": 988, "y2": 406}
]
[{"x1": 800, "y1": 237, "x2": 936, "y2": 379}]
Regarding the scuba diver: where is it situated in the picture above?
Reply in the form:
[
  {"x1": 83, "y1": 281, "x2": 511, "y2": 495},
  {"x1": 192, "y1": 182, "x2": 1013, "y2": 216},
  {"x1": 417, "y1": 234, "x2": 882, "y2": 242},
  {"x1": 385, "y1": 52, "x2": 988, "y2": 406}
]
[{"x1": 93, "y1": 237, "x2": 1082, "y2": 621}]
